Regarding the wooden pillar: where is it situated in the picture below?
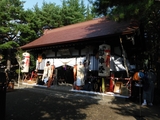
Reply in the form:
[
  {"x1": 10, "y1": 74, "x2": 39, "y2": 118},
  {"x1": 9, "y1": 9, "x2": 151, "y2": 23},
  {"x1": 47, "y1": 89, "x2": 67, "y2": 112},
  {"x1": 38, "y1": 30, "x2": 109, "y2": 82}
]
[{"x1": 102, "y1": 78, "x2": 105, "y2": 93}]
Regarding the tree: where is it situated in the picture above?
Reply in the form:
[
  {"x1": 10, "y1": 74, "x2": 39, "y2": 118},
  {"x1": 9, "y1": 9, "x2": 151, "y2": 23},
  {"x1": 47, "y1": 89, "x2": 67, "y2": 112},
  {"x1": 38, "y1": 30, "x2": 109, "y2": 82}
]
[
  {"x1": 61, "y1": 0, "x2": 87, "y2": 25},
  {"x1": 0, "y1": 0, "x2": 24, "y2": 48},
  {"x1": 85, "y1": 5, "x2": 95, "y2": 20},
  {"x1": 34, "y1": 2, "x2": 62, "y2": 28},
  {"x1": 0, "y1": 0, "x2": 25, "y2": 70},
  {"x1": 0, "y1": 0, "x2": 39, "y2": 71},
  {"x1": 18, "y1": 9, "x2": 39, "y2": 46},
  {"x1": 31, "y1": 0, "x2": 94, "y2": 29},
  {"x1": 90, "y1": 0, "x2": 160, "y2": 88}
]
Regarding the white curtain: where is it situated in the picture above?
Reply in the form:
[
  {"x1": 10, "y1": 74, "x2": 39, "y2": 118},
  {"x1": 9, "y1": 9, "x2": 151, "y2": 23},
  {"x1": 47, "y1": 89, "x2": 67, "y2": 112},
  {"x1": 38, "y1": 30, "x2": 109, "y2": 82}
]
[{"x1": 54, "y1": 58, "x2": 76, "y2": 68}]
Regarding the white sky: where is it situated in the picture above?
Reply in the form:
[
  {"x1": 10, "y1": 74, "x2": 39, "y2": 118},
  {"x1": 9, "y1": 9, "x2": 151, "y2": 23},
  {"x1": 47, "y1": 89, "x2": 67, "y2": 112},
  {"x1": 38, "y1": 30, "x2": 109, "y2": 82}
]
[{"x1": 22, "y1": 0, "x2": 89, "y2": 9}]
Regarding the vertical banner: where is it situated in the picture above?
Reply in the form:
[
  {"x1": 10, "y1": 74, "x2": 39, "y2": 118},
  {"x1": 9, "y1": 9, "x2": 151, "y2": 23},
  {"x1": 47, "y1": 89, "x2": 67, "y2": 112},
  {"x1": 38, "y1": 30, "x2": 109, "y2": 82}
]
[
  {"x1": 98, "y1": 44, "x2": 111, "y2": 77},
  {"x1": 21, "y1": 52, "x2": 30, "y2": 73}
]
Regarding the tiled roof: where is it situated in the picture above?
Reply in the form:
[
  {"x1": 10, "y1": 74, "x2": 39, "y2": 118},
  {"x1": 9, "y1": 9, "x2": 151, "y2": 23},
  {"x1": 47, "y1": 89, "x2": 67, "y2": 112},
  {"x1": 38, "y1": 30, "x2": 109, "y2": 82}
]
[{"x1": 20, "y1": 17, "x2": 139, "y2": 49}]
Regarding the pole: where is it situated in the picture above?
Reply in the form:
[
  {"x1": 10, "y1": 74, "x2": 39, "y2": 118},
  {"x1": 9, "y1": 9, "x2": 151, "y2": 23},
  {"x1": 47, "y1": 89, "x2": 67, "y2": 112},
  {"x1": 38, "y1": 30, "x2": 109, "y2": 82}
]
[
  {"x1": 18, "y1": 65, "x2": 20, "y2": 87},
  {"x1": 0, "y1": 71, "x2": 6, "y2": 120},
  {"x1": 139, "y1": 84, "x2": 142, "y2": 117},
  {"x1": 119, "y1": 37, "x2": 129, "y2": 77},
  {"x1": 102, "y1": 77, "x2": 105, "y2": 93},
  {"x1": 16, "y1": 54, "x2": 21, "y2": 87}
]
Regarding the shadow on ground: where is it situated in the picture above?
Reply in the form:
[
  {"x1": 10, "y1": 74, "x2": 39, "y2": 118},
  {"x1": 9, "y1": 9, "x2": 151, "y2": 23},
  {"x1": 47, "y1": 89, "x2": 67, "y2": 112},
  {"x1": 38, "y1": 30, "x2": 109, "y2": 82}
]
[
  {"x1": 5, "y1": 86, "x2": 160, "y2": 120},
  {"x1": 6, "y1": 88, "x2": 98, "y2": 120},
  {"x1": 108, "y1": 95, "x2": 160, "y2": 120}
]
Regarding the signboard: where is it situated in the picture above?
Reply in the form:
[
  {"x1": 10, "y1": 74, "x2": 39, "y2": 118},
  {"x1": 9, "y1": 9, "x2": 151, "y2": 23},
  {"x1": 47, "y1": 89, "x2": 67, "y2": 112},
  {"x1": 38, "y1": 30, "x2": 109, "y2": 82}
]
[{"x1": 98, "y1": 44, "x2": 110, "y2": 77}]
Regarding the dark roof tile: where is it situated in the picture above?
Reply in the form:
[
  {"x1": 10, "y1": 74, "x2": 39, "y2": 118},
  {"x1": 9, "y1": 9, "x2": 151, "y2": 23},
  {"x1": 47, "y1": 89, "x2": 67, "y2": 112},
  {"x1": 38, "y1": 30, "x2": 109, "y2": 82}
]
[{"x1": 21, "y1": 17, "x2": 139, "y2": 49}]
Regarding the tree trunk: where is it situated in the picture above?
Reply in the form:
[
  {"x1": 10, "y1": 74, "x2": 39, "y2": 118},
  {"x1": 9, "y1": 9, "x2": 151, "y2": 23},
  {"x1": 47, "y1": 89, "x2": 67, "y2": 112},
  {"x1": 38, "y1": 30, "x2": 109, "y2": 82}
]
[{"x1": 6, "y1": 49, "x2": 11, "y2": 71}]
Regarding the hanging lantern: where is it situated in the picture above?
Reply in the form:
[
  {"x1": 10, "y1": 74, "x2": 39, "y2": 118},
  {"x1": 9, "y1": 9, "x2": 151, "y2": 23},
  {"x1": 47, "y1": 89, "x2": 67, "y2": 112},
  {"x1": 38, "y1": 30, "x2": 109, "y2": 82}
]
[
  {"x1": 98, "y1": 44, "x2": 111, "y2": 77},
  {"x1": 38, "y1": 54, "x2": 42, "y2": 63},
  {"x1": 21, "y1": 52, "x2": 30, "y2": 73}
]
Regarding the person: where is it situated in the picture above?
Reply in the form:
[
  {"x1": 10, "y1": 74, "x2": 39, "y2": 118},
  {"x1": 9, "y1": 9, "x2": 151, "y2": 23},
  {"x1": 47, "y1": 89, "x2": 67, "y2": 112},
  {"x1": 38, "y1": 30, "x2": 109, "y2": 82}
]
[
  {"x1": 142, "y1": 69, "x2": 156, "y2": 106},
  {"x1": 131, "y1": 70, "x2": 145, "y2": 102},
  {"x1": 47, "y1": 64, "x2": 56, "y2": 88},
  {"x1": 76, "y1": 61, "x2": 85, "y2": 88},
  {"x1": 30, "y1": 69, "x2": 38, "y2": 81},
  {"x1": 72, "y1": 64, "x2": 77, "y2": 89},
  {"x1": 42, "y1": 61, "x2": 50, "y2": 84},
  {"x1": 83, "y1": 60, "x2": 89, "y2": 82}
]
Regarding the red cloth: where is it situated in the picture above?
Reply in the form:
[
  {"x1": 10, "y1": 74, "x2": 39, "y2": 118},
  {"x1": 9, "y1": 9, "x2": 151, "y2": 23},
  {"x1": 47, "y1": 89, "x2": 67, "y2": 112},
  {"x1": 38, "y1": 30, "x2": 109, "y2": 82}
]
[{"x1": 109, "y1": 74, "x2": 114, "y2": 92}]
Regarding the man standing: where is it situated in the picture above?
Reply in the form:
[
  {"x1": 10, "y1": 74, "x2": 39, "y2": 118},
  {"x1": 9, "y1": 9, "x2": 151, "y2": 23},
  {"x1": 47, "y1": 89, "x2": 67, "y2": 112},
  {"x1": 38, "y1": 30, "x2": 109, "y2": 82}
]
[
  {"x1": 76, "y1": 61, "x2": 85, "y2": 87},
  {"x1": 142, "y1": 69, "x2": 156, "y2": 106},
  {"x1": 47, "y1": 64, "x2": 56, "y2": 88},
  {"x1": 42, "y1": 61, "x2": 50, "y2": 84}
]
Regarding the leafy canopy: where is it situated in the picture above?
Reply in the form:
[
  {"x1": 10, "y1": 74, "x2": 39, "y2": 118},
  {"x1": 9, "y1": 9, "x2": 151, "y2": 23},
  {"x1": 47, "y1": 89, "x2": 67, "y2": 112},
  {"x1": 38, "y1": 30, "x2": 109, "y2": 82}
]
[{"x1": 0, "y1": 0, "x2": 25, "y2": 49}]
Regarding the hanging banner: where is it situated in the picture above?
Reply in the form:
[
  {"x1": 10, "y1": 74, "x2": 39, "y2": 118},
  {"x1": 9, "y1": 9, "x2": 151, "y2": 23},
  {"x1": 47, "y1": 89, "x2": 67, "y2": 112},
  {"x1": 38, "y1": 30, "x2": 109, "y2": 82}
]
[
  {"x1": 98, "y1": 44, "x2": 110, "y2": 77},
  {"x1": 21, "y1": 52, "x2": 30, "y2": 73}
]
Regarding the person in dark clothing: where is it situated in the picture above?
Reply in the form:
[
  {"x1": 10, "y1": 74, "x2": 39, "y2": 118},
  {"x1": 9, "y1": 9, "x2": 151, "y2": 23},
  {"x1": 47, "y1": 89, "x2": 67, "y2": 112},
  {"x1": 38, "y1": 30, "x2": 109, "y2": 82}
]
[{"x1": 142, "y1": 69, "x2": 156, "y2": 106}]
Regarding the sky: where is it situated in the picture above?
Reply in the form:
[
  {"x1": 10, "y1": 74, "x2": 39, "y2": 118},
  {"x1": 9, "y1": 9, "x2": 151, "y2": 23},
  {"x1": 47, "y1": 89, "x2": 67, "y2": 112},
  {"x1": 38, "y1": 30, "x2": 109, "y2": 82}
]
[{"x1": 22, "y1": 0, "x2": 90, "y2": 10}]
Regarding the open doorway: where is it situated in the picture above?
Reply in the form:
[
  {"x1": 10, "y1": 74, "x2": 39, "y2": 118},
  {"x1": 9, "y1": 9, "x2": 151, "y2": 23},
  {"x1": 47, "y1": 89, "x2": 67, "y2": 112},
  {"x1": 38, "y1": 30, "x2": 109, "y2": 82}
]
[{"x1": 56, "y1": 65, "x2": 74, "y2": 85}]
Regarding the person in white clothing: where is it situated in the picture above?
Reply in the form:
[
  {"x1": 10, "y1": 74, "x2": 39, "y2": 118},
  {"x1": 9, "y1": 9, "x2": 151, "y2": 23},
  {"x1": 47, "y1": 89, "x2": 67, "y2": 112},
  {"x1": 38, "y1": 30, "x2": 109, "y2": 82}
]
[
  {"x1": 42, "y1": 61, "x2": 50, "y2": 84},
  {"x1": 76, "y1": 61, "x2": 85, "y2": 86}
]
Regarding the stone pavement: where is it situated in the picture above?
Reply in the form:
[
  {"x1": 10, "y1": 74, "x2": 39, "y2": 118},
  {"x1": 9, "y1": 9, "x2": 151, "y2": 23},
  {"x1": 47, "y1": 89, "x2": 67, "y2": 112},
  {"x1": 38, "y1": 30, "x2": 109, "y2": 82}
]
[{"x1": 5, "y1": 83, "x2": 160, "y2": 120}]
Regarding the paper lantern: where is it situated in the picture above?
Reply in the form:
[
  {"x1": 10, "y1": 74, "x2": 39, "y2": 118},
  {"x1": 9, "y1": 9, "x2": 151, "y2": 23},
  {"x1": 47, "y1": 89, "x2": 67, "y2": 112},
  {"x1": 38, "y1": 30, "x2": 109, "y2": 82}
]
[
  {"x1": 21, "y1": 52, "x2": 30, "y2": 73},
  {"x1": 98, "y1": 44, "x2": 111, "y2": 77}
]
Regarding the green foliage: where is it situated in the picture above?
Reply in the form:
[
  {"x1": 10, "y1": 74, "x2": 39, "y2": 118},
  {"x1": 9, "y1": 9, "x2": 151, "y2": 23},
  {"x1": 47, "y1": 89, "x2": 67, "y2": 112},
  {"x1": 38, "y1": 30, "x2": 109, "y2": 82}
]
[
  {"x1": 90, "y1": 0, "x2": 158, "y2": 21},
  {"x1": 0, "y1": 41, "x2": 19, "y2": 49},
  {"x1": 15, "y1": 49, "x2": 23, "y2": 58},
  {"x1": 38, "y1": 2, "x2": 62, "y2": 27},
  {"x1": 91, "y1": 0, "x2": 160, "y2": 68},
  {"x1": 0, "y1": 0, "x2": 26, "y2": 69},
  {"x1": 61, "y1": 0, "x2": 85, "y2": 25},
  {"x1": 29, "y1": 51, "x2": 36, "y2": 72},
  {"x1": 86, "y1": 5, "x2": 94, "y2": 20},
  {"x1": 0, "y1": 0, "x2": 25, "y2": 48},
  {"x1": 28, "y1": 0, "x2": 94, "y2": 32}
]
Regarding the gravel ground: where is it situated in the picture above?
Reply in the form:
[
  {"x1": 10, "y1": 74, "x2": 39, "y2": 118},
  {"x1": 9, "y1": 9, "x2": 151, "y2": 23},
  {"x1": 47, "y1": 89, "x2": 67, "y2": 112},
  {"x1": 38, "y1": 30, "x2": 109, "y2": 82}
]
[{"x1": 5, "y1": 84, "x2": 160, "y2": 120}]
